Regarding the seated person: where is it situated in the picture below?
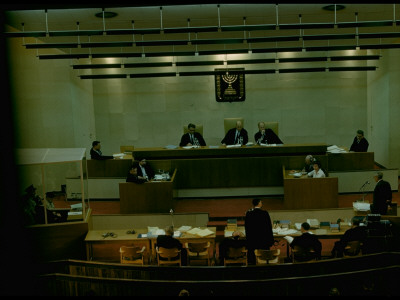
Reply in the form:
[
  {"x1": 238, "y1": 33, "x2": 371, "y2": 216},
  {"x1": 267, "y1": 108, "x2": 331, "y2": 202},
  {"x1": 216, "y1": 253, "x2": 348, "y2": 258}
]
[
  {"x1": 301, "y1": 155, "x2": 316, "y2": 173},
  {"x1": 126, "y1": 163, "x2": 147, "y2": 184},
  {"x1": 221, "y1": 120, "x2": 248, "y2": 146},
  {"x1": 180, "y1": 123, "x2": 206, "y2": 147},
  {"x1": 90, "y1": 141, "x2": 114, "y2": 160},
  {"x1": 307, "y1": 160, "x2": 326, "y2": 178},
  {"x1": 288, "y1": 222, "x2": 322, "y2": 261},
  {"x1": 136, "y1": 158, "x2": 155, "y2": 182},
  {"x1": 331, "y1": 217, "x2": 367, "y2": 258},
  {"x1": 254, "y1": 122, "x2": 283, "y2": 145},
  {"x1": 156, "y1": 225, "x2": 187, "y2": 266},
  {"x1": 218, "y1": 230, "x2": 247, "y2": 266},
  {"x1": 350, "y1": 129, "x2": 369, "y2": 152}
]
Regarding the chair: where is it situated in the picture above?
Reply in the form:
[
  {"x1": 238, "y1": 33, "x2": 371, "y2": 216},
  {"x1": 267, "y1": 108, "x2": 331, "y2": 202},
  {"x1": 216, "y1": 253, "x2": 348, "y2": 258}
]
[
  {"x1": 156, "y1": 247, "x2": 182, "y2": 266},
  {"x1": 262, "y1": 121, "x2": 279, "y2": 136},
  {"x1": 185, "y1": 241, "x2": 211, "y2": 266},
  {"x1": 291, "y1": 245, "x2": 318, "y2": 263},
  {"x1": 224, "y1": 246, "x2": 248, "y2": 266},
  {"x1": 120, "y1": 145, "x2": 134, "y2": 153},
  {"x1": 224, "y1": 117, "x2": 244, "y2": 135},
  {"x1": 119, "y1": 245, "x2": 146, "y2": 265},
  {"x1": 255, "y1": 248, "x2": 281, "y2": 265},
  {"x1": 183, "y1": 124, "x2": 203, "y2": 137},
  {"x1": 343, "y1": 240, "x2": 363, "y2": 257}
]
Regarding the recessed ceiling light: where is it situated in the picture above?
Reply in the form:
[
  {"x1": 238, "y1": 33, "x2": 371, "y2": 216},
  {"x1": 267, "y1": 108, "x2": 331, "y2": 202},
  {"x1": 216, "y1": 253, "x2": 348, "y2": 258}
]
[
  {"x1": 322, "y1": 5, "x2": 346, "y2": 12},
  {"x1": 95, "y1": 11, "x2": 118, "y2": 18}
]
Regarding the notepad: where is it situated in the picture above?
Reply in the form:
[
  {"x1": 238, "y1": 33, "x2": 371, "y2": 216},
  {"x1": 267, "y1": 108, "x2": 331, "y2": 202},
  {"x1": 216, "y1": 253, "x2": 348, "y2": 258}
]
[
  {"x1": 196, "y1": 228, "x2": 214, "y2": 237},
  {"x1": 177, "y1": 225, "x2": 192, "y2": 232}
]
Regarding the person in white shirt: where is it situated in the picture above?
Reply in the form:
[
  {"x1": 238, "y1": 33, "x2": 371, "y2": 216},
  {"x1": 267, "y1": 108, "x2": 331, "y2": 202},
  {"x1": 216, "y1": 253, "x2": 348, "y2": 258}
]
[{"x1": 307, "y1": 160, "x2": 326, "y2": 178}]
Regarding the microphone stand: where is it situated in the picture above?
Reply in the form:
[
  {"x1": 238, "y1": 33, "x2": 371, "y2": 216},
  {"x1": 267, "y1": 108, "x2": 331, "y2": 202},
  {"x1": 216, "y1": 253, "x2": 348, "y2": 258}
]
[
  {"x1": 358, "y1": 181, "x2": 370, "y2": 202},
  {"x1": 170, "y1": 209, "x2": 174, "y2": 228}
]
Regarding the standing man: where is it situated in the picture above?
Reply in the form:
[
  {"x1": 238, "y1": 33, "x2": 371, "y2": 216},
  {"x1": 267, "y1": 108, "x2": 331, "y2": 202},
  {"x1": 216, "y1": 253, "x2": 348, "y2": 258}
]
[
  {"x1": 180, "y1": 123, "x2": 206, "y2": 147},
  {"x1": 370, "y1": 171, "x2": 392, "y2": 215},
  {"x1": 244, "y1": 198, "x2": 274, "y2": 265},
  {"x1": 254, "y1": 122, "x2": 283, "y2": 145},
  {"x1": 221, "y1": 120, "x2": 248, "y2": 146},
  {"x1": 90, "y1": 141, "x2": 114, "y2": 160},
  {"x1": 350, "y1": 129, "x2": 369, "y2": 152}
]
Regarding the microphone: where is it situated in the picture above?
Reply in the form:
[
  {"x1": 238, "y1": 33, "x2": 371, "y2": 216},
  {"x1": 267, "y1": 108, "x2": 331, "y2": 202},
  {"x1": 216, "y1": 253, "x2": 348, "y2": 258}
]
[
  {"x1": 170, "y1": 208, "x2": 174, "y2": 227},
  {"x1": 362, "y1": 180, "x2": 370, "y2": 187}
]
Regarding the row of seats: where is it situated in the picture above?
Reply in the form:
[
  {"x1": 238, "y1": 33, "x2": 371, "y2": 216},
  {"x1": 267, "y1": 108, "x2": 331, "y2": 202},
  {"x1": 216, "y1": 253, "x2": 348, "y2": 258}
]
[{"x1": 120, "y1": 240, "x2": 364, "y2": 267}]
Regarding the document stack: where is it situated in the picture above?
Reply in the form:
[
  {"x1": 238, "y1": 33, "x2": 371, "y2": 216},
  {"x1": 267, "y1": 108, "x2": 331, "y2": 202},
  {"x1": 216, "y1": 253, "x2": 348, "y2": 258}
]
[{"x1": 226, "y1": 218, "x2": 238, "y2": 231}]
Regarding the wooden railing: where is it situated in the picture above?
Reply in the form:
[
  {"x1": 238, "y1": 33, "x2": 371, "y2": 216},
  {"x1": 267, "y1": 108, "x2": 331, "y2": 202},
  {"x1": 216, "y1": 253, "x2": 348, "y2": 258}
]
[{"x1": 35, "y1": 252, "x2": 400, "y2": 296}]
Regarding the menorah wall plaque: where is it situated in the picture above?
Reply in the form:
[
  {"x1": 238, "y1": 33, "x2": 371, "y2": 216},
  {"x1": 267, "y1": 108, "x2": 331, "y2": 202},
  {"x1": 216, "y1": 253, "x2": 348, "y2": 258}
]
[{"x1": 215, "y1": 68, "x2": 245, "y2": 102}]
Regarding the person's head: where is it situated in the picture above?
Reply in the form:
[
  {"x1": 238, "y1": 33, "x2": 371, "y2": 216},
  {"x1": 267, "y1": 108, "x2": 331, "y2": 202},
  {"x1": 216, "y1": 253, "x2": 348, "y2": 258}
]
[
  {"x1": 188, "y1": 123, "x2": 196, "y2": 133},
  {"x1": 313, "y1": 160, "x2": 321, "y2": 171},
  {"x1": 305, "y1": 155, "x2": 314, "y2": 165},
  {"x1": 178, "y1": 289, "x2": 190, "y2": 296},
  {"x1": 258, "y1": 122, "x2": 265, "y2": 132},
  {"x1": 374, "y1": 171, "x2": 383, "y2": 182},
  {"x1": 301, "y1": 222, "x2": 310, "y2": 232},
  {"x1": 165, "y1": 225, "x2": 174, "y2": 236},
  {"x1": 236, "y1": 120, "x2": 243, "y2": 131},
  {"x1": 232, "y1": 230, "x2": 244, "y2": 240},
  {"x1": 130, "y1": 166, "x2": 138, "y2": 175},
  {"x1": 139, "y1": 158, "x2": 147, "y2": 166},
  {"x1": 356, "y1": 129, "x2": 364, "y2": 141},
  {"x1": 252, "y1": 198, "x2": 262, "y2": 208},
  {"x1": 92, "y1": 140, "x2": 101, "y2": 150}
]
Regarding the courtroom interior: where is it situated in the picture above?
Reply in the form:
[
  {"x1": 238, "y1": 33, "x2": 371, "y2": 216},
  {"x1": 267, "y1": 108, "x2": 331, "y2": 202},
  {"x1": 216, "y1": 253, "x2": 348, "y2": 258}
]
[{"x1": 2, "y1": 1, "x2": 400, "y2": 297}]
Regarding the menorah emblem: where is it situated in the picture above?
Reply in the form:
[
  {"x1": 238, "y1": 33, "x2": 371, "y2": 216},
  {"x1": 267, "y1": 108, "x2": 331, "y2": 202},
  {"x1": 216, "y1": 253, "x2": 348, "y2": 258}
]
[{"x1": 222, "y1": 73, "x2": 238, "y2": 95}]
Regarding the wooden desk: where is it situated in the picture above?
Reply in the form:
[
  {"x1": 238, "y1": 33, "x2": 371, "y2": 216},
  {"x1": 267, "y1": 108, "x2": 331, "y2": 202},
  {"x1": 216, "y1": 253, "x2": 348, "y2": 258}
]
[
  {"x1": 133, "y1": 144, "x2": 328, "y2": 160},
  {"x1": 84, "y1": 229, "x2": 152, "y2": 263},
  {"x1": 230, "y1": 225, "x2": 350, "y2": 259},
  {"x1": 119, "y1": 169, "x2": 177, "y2": 214},
  {"x1": 149, "y1": 227, "x2": 217, "y2": 263},
  {"x1": 85, "y1": 227, "x2": 216, "y2": 264},
  {"x1": 283, "y1": 167, "x2": 338, "y2": 209}
]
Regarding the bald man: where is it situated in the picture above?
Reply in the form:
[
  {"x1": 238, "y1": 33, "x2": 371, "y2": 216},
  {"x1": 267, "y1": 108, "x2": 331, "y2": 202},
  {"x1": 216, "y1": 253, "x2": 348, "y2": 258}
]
[{"x1": 221, "y1": 120, "x2": 248, "y2": 145}]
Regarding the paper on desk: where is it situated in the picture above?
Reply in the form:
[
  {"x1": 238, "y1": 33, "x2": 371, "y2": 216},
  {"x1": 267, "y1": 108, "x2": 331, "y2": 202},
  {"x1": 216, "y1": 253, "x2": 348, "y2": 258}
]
[
  {"x1": 226, "y1": 144, "x2": 242, "y2": 148},
  {"x1": 283, "y1": 236, "x2": 294, "y2": 244},
  {"x1": 295, "y1": 223, "x2": 302, "y2": 230},
  {"x1": 68, "y1": 211, "x2": 82, "y2": 216},
  {"x1": 177, "y1": 225, "x2": 192, "y2": 232},
  {"x1": 196, "y1": 228, "x2": 214, "y2": 237},
  {"x1": 147, "y1": 226, "x2": 160, "y2": 234},
  {"x1": 273, "y1": 228, "x2": 298, "y2": 235},
  {"x1": 260, "y1": 143, "x2": 277, "y2": 147},
  {"x1": 113, "y1": 153, "x2": 125, "y2": 158},
  {"x1": 164, "y1": 145, "x2": 178, "y2": 149},
  {"x1": 173, "y1": 231, "x2": 182, "y2": 238},
  {"x1": 155, "y1": 229, "x2": 166, "y2": 236},
  {"x1": 327, "y1": 145, "x2": 348, "y2": 153},
  {"x1": 187, "y1": 227, "x2": 214, "y2": 237},
  {"x1": 187, "y1": 227, "x2": 202, "y2": 235},
  {"x1": 353, "y1": 202, "x2": 371, "y2": 211}
]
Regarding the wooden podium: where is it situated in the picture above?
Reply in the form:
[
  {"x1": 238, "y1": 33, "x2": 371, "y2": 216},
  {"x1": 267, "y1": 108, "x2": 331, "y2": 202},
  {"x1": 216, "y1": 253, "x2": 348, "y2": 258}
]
[
  {"x1": 119, "y1": 169, "x2": 177, "y2": 214},
  {"x1": 283, "y1": 166, "x2": 338, "y2": 210}
]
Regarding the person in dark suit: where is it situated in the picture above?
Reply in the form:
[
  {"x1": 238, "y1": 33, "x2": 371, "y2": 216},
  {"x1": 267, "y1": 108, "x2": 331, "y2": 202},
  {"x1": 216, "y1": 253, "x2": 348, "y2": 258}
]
[
  {"x1": 244, "y1": 198, "x2": 274, "y2": 265},
  {"x1": 330, "y1": 217, "x2": 367, "y2": 258},
  {"x1": 350, "y1": 129, "x2": 369, "y2": 152},
  {"x1": 156, "y1": 225, "x2": 187, "y2": 265},
  {"x1": 90, "y1": 141, "x2": 113, "y2": 160},
  {"x1": 126, "y1": 163, "x2": 146, "y2": 184},
  {"x1": 221, "y1": 120, "x2": 248, "y2": 145},
  {"x1": 179, "y1": 123, "x2": 206, "y2": 147},
  {"x1": 370, "y1": 171, "x2": 392, "y2": 215},
  {"x1": 136, "y1": 158, "x2": 155, "y2": 182},
  {"x1": 218, "y1": 230, "x2": 247, "y2": 265},
  {"x1": 254, "y1": 122, "x2": 283, "y2": 145},
  {"x1": 289, "y1": 222, "x2": 322, "y2": 261}
]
